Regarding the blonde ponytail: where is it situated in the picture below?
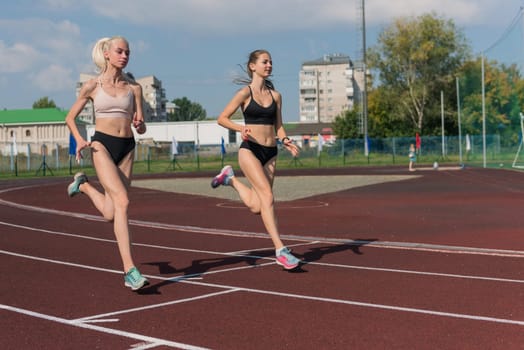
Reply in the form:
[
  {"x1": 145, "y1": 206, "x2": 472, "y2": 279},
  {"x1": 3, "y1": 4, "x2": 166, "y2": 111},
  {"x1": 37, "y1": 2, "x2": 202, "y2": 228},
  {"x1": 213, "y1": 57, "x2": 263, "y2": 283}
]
[
  {"x1": 91, "y1": 36, "x2": 129, "y2": 73},
  {"x1": 92, "y1": 37, "x2": 111, "y2": 73}
]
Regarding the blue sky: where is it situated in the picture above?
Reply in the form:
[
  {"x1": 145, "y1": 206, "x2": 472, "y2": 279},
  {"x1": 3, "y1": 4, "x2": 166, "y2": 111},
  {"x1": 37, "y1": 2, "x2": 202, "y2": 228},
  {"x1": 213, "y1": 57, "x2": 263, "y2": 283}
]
[{"x1": 1, "y1": 0, "x2": 523, "y2": 122}]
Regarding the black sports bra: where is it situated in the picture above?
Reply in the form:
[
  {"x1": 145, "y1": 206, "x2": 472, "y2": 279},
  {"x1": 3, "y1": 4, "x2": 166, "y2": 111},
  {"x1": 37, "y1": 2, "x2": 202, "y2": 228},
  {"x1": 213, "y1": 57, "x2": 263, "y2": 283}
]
[{"x1": 242, "y1": 86, "x2": 276, "y2": 125}]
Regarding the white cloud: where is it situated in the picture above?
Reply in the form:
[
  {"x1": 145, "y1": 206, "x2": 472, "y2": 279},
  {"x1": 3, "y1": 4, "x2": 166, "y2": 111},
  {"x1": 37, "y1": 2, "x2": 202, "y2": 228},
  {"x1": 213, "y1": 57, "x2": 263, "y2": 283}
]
[
  {"x1": 83, "y1": 0, "x2": 355, "y2": 33},
  {"x1": 0, "y1": 18, "x2": 88, "y2": 73},
  {"x1": 43, "y1": 0, "x2": 76, "y2": 9},
  {"x1": 367, "y1": 0, "x2": 482, "y2": 24},
  {"x1": 0, "y1": 16, "x2": 89, "y2": 106},
  {"x1": 31, "y1": 64, "x2": 75, "y2": 92},
  {"x1": 1, "y1": 0, "x2": 521, "y2": 113},
  {"x1": 0, "y1": 19, "x2": 86, "y2": 68},
  {"x1": 0, "y1": 41, "x2": 41, "y2": 73},
  {"x1": 79, "y1": 0, "x2": 514, "y2": 33},
  {"x1": 0, "y1": 18, "x2": 81, "y2": 48}
]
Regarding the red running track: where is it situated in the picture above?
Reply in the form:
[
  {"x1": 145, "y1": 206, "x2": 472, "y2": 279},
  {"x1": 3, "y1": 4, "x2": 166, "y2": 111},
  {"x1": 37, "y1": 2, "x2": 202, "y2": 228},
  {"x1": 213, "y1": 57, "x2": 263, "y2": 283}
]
[{"x1": 1, "y1": 166, "x2": 523, "y2": 349}]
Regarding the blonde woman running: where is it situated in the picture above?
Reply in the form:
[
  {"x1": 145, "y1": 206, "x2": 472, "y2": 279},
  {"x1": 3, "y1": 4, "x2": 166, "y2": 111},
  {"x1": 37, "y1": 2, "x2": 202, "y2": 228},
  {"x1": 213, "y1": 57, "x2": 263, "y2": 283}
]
[{"x1": 65, "y1": 36, "x2": 148, "y2": 291}]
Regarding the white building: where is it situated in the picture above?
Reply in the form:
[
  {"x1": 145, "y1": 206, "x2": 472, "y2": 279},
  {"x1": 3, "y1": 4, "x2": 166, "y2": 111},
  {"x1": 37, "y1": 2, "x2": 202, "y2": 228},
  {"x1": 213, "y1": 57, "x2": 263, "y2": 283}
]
[
  {"x1": 85, "y1": 120, "x2": 242, "y2": 149},
  {"x1": 299, "y1": 54, "x2": 362, "y2": 123}
]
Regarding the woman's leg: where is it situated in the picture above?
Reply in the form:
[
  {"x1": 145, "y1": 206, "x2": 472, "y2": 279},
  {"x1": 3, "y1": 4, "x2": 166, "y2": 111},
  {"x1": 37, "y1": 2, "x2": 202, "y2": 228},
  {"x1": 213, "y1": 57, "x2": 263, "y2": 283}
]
[
  {"x1": 233, "y1": 149, "x2": 284, "y2": 249},
  {"x1": 211, "y1": 150, "x2": 300, "y2": 269},
  {"x1": 77, "y1": 143, "x2": 115, "y2": 221},
  {"x1": 89, "y1": 144, "x2": 136, "y2": 272}
]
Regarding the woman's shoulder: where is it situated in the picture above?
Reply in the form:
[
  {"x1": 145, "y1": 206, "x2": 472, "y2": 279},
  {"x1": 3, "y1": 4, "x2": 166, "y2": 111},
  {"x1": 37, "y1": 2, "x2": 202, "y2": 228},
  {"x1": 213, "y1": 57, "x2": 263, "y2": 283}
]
[
  {"x1": 271, "y1": 88, "x2": 281, "y2": 98},
  {"x1": 84, "y1": 77, "x2": 99, "y2": 89},
  {"x1": 239, "y1": 85, "x2": 251, "y2": 93},
  {"x1": 78, "y1": 77, "x2": 98, "y2": 98},
  {"x1": 126, "y1": 79, "x2": 142, "y2": 96},
  {"x1": 234, "y1": 85, "x2": 251, "y2": 99},
  {"x1": 270, "y1": 88, "x2": 281, "y2": 103}
]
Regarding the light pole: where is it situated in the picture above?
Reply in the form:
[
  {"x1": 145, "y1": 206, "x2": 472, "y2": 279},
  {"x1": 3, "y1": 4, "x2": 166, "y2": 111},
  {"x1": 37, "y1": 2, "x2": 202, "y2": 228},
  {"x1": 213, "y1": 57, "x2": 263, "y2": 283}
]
[{"x1": 361, "y1": 0, "x2": 369, "y2": 156}]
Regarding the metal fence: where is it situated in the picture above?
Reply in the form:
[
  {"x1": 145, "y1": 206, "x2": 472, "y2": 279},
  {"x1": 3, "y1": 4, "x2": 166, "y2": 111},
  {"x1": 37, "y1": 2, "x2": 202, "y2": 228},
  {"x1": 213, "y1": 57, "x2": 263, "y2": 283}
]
[{"x1": 0, "y1": 133, "x2": 519, "y2": 177}]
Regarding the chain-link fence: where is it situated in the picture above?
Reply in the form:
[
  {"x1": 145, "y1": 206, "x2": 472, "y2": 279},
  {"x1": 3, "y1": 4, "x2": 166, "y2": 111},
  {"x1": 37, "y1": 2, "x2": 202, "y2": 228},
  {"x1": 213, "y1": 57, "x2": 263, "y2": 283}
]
[{"x1": 0, "y1": 133, "x2": 519, "y2": 178}]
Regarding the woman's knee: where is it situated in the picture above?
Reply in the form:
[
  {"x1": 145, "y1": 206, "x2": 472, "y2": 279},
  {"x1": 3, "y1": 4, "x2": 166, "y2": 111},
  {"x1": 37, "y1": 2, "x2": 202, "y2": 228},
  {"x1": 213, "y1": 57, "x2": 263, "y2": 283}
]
[
  {"x1": 249, "y1": 207, "x2": 261, "y2": 215},
  {"x1": 260, "y1": 191, "x2": 274, "y2": 206},
  {"x1": 253, "y1": 191, "x2": 274, "y2": 213},
  {"x1": 249, "y1": 191, "x2": 274, "y2": 214},
  {"x1": 113, "y1": 194, "x2": 130, "y2": 210},
  {"x1": 103, "y1": 212, "x2": 115, "y2": 222},
  {"x1": 246, "y1": 197, "x2": 261, "y2": 214}
]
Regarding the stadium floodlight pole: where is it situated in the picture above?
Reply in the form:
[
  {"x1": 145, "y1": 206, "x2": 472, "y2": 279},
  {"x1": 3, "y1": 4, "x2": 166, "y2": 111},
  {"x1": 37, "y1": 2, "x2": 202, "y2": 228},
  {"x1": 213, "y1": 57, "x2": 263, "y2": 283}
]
[
  {"x1": 361, "y1": 0, "x2": 369, "y2": 157},
  {"x1": 481, "y1": 53, "x2": 487, "y2": 168}
]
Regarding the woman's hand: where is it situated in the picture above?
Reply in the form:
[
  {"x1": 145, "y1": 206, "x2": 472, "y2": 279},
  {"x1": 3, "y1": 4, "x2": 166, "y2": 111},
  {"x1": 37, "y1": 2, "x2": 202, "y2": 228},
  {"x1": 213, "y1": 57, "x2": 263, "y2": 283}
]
[
  {"x1": 133, "y1": 113, "x2": 146, "y2": 134},
  {"x1": 75, "y1": 139, "x2": 91, "y2": 163},
  {"x1": 283, "y1": 137, "x2": 299, "y2": 157},
  {"x1": 241, "y1": 125, "x2": 251, "y2": 140}
]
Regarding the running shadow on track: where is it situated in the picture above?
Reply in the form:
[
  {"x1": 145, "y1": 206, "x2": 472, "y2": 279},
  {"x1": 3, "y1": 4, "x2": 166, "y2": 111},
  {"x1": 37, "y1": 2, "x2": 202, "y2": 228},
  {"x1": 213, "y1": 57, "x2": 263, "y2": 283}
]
[
  {"x1": 136, "y1": 252, "x2": 274, "y2": 294},
  {"x1": 144, "y1": 261, "x2": 178, "y2": 274},
  {"x1": 302, "y1": 239, "x2": 378, "y2": 263}
]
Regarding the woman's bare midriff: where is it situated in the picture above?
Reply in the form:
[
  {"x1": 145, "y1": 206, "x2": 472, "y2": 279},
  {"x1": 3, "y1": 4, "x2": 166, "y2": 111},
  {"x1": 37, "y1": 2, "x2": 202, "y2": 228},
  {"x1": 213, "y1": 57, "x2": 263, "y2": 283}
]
[
  {"x1": 246, "y1": 124, "x2": 277, "y2": 146},
  {"x1": 95, "y1": 118, "x2": 134, "y2": 138}
]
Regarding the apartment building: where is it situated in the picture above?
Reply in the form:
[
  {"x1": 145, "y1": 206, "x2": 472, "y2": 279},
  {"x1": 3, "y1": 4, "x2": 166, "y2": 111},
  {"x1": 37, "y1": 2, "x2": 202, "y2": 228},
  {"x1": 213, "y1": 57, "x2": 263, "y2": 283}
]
[
  {"x1": 136, "y1": 75, "x2": 168, "y2": 123},
  {"x1": 299, "y1": 54, "x2": 361, "y2": 123},
  {"x1": 76, "y1": 73, "x2": 168, "y2": 124}
]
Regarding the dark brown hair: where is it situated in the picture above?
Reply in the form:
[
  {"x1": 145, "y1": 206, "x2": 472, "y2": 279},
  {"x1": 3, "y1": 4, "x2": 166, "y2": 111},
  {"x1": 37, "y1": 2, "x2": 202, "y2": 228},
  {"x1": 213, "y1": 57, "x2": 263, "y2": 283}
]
[{"x1": 235, "y1": 49, "x2": 274, "y2": 89}]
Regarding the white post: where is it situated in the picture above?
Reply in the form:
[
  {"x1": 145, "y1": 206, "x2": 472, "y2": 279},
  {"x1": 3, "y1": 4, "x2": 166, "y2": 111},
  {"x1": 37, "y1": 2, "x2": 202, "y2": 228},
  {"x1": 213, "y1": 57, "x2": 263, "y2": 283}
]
[
  {"x1": 456, "y1": 77, "x2": 463, "y2": 164},
  {"x1": 441, "y1": 90, "x2": 445, "y2": 158},
  {"x1": 481, "y1": 54, "x2": 487, "y2": 168}
]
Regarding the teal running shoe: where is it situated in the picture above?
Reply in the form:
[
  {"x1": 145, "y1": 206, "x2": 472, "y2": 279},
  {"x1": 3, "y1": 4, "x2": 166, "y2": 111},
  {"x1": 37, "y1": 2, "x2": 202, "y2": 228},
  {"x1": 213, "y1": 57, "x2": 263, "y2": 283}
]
[
  {"x1": 124, "y1": 267, "x2": 149, "y2": 291},
  {"x1": 67, "y1": 172, "x2": 88, "y2": 197}
]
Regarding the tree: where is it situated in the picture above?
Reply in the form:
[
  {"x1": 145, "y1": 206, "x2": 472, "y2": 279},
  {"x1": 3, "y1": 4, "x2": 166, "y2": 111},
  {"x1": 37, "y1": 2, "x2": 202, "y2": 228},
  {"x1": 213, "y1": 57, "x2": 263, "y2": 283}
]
[
  {"x1": 332, "y1": 109, "x2": 361, "y2": 139},
  {"x1": 168, "y1": 97, "x2": 207, "y2": 121},
  {"x1": 459, "y1": 58, "x2": 522, "y2": 145},
  {"x1": 33, "y1": 97, "x2": 57, "y2": 109},
  {"x1": 367, "y1": 13, "x2": 470, "y2": 134},
  {"x1": 367, "y1": 86, "x2": 413, "y2": 137}
]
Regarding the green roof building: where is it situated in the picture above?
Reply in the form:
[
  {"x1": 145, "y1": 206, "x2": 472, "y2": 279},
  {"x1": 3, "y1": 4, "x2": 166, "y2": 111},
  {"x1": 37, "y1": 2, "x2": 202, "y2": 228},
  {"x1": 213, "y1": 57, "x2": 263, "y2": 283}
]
[
  {"x1": 0, "y1": 108, "x2": 67, "y2": 125},
  {"x1": 0, "y1": 108, "x2": 85, "y2": 156}
]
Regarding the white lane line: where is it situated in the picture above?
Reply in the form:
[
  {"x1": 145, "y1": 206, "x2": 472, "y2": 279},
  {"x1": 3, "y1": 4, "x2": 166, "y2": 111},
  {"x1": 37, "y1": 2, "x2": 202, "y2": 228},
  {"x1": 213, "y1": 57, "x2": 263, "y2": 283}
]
[
  {"x1": 2, "y1": 221, "x2": 524, "y2": 285},
  {"x1": 0, "y1": 220, "x2": 281, "y2": 264},
  {"x1": 130, "y1": 342, "x2": 165, "y2": 350},
  {"x1": 81, "y1": 319, "x2": 120, "y2": 323},
  {"x1": 0, "y1": 304, "x2": 211, "y2": 350},
  {"x1": 2, "y1": 196, "x2": 524, "y2": 258},
  {"x1": 302, "y1": 261, "x2": 524, "y2": 284},
  {"x1": 181, "y1": 279, "x2": 524, "y2": 327},
  {"x1": 2, "y1": 249, "x2": 524, "y2": 327},
  {"x1": 227, "y1": 241, "x2": 319, "y2": 255},
  {"x1": 74, "y1": 289, "x2": 239, "y2": 322}
]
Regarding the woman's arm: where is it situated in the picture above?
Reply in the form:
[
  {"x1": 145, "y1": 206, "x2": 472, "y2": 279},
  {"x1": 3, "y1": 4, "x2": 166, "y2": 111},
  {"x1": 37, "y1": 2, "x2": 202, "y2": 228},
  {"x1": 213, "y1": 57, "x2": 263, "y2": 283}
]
[
  {"x1": 217, "y1": 86, "x2": 251, "y2": 139},
  {"x1": 65, "y1": 79, "x2": 96, "y2": 161},
  {"x1": 131, "y1": 83, "x2": 146, "y2": 133},
  {"x1": 273, "y1": 90, "x2": 299, "y2": 157}
]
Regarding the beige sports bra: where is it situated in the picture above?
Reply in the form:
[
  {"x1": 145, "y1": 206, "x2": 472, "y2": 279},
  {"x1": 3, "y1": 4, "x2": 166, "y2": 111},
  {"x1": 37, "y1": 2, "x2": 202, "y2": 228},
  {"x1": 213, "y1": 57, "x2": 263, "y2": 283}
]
[{"x1": 93, "y1": 79, "x2": 135, "y2": 119}]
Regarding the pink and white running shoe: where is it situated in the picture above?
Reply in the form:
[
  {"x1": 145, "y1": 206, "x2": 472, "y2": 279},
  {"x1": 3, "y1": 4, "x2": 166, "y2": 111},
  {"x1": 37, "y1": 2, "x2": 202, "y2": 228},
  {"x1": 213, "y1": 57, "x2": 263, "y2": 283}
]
[
  {"x1": 211, "y1": 165, "x2": 234, "y2": 188},
  {"x1": 276, "y1": 247, "x2": 301, "y2": 270}
]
